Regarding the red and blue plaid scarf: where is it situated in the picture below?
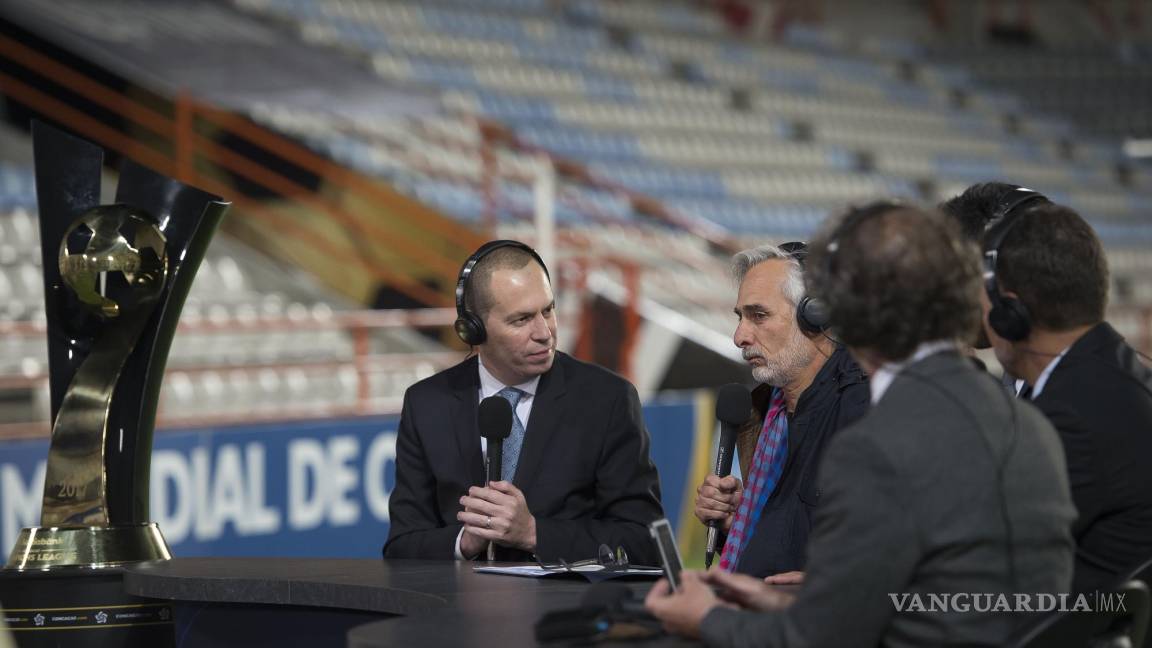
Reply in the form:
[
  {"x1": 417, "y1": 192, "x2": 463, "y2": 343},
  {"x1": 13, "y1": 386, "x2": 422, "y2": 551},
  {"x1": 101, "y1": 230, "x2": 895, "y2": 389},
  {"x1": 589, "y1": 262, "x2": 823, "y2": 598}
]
[{"x1": 718, "y1": 389, "x2": 789, "y2": 572}]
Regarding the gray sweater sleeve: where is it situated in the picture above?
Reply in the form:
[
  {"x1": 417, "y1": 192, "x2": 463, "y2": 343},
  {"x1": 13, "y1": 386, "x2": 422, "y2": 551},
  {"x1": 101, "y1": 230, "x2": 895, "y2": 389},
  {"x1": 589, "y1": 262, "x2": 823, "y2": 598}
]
[
  {"x1": 700, "y1": 607, "x2": 779, "y2": 648},
  {"x1": 698, "y1": 425, "x2": 921, "y2": 648}
]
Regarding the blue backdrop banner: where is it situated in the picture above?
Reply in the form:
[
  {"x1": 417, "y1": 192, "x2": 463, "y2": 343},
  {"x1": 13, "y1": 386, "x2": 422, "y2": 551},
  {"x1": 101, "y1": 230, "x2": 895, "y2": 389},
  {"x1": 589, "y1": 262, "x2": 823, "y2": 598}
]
[{"x1": 0, "y1": 395, "x2": 701, "y2": 558}]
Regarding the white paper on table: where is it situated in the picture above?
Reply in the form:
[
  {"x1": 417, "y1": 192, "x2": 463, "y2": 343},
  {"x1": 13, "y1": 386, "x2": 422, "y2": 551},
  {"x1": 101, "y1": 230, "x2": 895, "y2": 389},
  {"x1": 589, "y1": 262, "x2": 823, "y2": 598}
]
[{"x1": 473, "y1": 565, "x2": 663, "y2": 578}]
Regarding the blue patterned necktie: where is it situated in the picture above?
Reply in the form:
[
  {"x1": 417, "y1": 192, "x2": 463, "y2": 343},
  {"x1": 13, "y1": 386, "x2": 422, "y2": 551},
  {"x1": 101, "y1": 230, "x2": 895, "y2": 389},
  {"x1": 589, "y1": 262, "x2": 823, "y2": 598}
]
[{"x1": 497, "y1": 387, "x2": 526, "y2": 482}]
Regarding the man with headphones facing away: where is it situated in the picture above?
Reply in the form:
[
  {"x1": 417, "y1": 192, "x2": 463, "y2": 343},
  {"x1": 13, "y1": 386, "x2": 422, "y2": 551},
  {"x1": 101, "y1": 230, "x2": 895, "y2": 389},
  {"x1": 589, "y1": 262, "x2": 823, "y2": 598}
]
[
  {"x1": 692, "y1": 242, "x2": 869, "y2": 581},
  {"x1": 944, "y1": 182, "x2": 1152, "y2": 593},
  {"x1": 646, "y1": 202, "x2": 1075, "y2": 647},
  {"x1": 383, "y1": 240, "x2": 664, "y2": 564},
  {"x1": 940, "y1": 182, "x2": 1052, "y2": 355}
]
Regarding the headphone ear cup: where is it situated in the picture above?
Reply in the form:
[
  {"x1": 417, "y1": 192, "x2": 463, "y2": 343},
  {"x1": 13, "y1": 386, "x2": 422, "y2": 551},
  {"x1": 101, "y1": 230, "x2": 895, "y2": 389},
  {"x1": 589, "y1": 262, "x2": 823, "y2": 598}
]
[
  {"x1": 454, "y1": 313, "x2": 487, "y2": 346},
  {"x1": 796, "y1": 296, "x2": 830, "y2": 334},
  {"x1": 988, "y1": 297, "x2": 1031, "y2": 342}
]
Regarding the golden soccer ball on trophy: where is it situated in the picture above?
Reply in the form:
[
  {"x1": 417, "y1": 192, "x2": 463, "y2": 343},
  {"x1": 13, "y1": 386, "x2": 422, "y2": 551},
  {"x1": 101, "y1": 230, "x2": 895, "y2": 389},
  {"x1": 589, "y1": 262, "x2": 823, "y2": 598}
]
[{"x1": 58, "y1": 204, "x2": 168, "y2": 318}]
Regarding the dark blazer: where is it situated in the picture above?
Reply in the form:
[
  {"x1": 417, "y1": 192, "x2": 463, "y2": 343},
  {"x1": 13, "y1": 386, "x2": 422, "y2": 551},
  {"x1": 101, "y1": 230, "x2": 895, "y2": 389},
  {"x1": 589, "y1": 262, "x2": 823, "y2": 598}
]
[
  {"x1": 702, "y1": 351, "x2": 1076, "y2": 648},
  {"x1": 726, "y1": 345, "x2": 870, "y2": 577},
  {"x1": 1032, "y1": 322, "x2": 1152, "y2": 593},
  {"x1": 383, "y1": 352, "x2": 664, "y2": 565}
]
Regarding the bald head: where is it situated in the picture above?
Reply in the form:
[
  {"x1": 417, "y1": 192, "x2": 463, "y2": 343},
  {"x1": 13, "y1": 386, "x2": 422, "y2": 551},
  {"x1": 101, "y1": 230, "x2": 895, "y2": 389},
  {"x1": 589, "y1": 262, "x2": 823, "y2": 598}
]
[{"x1": 464, "y1": 246, "x2": 548, "y2": 321}]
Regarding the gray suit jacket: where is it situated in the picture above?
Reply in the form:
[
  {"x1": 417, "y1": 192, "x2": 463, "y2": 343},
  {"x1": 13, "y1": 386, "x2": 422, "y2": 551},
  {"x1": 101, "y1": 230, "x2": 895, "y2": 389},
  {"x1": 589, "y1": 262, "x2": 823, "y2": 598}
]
[{"x1": 701, "y1": 351, "x2": 1076, "y2": 648}]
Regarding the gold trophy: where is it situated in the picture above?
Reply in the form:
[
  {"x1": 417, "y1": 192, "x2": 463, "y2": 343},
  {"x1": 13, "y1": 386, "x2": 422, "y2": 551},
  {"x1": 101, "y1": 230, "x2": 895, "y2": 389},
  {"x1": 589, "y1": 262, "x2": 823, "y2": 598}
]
[
  {"x1": 5, "y1": 122, "x2": 228, "y2": 572},
  {"x1": 8, "y1": 204, "x2": 174, "y2": 569}
]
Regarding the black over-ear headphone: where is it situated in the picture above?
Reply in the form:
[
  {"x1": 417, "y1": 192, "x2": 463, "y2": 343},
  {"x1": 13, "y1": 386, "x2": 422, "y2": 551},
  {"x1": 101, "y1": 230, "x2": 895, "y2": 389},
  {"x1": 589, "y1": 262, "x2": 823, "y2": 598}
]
[
  {"x1": 982, "y1": 187, "x2": 1049, "y2": 343},
  {"x1": 454, "y1": 239, "x2": 550, "y2": 346},
  {"x1": 778, "y1": 241, "x2": 830, "y2": 334}
]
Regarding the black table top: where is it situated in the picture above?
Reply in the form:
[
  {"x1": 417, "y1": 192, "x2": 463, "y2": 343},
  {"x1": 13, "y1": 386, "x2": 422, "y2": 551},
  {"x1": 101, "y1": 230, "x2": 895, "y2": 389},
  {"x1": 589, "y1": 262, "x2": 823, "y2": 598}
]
[
  {"x1": 122, "y1": 558, "x2": 596, "y2": 616},
  {"x1": 122, "y1": 558, "x2": 698, "y2": 647},
  {"x1": 347, "y1": 612, "x2": 701, "y2": 648},
  {"x1": 121, "y1": 558, "x2": 599, "y2": 613}
]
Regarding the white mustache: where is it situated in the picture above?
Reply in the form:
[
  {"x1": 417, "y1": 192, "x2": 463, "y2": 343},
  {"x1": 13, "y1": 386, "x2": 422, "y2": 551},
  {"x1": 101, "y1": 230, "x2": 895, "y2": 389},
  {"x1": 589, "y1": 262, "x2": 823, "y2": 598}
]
[{"x1": 742, "y1": 349, "x2": 763, "y2": 361}]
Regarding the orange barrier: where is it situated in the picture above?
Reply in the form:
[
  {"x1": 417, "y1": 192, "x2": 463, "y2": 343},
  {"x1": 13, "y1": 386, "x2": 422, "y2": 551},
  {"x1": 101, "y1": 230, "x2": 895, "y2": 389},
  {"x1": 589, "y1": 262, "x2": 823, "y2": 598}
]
[
  {"x1": 0, "y1": 32, "x2": 484, "y2": 309},
  {"x1": 0, "y1": 29, "x2": 658, "y2": 380}
]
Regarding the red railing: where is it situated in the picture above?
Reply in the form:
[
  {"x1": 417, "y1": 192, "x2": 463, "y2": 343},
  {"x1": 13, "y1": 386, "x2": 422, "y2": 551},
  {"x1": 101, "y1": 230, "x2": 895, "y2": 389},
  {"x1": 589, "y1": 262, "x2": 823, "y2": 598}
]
[{"x1": 0, "y1": 309, "x2": 462, "y2": 440}]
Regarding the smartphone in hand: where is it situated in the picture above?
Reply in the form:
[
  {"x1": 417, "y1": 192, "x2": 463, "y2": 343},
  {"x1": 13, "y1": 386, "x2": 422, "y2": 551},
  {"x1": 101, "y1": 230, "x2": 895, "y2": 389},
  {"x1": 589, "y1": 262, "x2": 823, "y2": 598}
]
[{"x1": 648, "y1": 518, "x2": 683, "y2": 592}]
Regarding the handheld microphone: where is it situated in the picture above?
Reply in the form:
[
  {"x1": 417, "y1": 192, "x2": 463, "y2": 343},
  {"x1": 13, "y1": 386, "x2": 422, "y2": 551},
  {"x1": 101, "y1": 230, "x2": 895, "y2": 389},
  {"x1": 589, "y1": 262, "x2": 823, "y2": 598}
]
[
  {"x1": 580, "y1": 582, "x2": 652, "y2": 620},
  {"x1": 534, "y1": 582, "x2": 660, "y2": 643},
  {"x1": 478, "y1": 396, "x2": 513, "y2": 483},
  {"x1": 478, "y1": 396, "x2": 512, "y2": 561},
  {"x1": 705, "y1": 383, "x2": 752, "y2": 568}
]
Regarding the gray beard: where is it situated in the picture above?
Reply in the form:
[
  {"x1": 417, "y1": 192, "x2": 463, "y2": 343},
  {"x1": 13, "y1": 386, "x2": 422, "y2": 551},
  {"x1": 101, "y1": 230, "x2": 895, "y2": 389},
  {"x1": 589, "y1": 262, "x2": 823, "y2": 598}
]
[{"x1": 750, "y1": 329, "x2": 817, "y2": 387}]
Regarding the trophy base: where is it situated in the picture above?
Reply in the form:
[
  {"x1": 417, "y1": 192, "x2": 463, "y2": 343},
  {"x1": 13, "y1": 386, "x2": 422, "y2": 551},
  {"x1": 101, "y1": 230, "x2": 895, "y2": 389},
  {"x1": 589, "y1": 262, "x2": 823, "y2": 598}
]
[
  {"x1": 0, "y1": 567, "x2": 175, "y2": 647},
  {"x1": 5, "y1": 523, "x2": 172, "y2": 571}
]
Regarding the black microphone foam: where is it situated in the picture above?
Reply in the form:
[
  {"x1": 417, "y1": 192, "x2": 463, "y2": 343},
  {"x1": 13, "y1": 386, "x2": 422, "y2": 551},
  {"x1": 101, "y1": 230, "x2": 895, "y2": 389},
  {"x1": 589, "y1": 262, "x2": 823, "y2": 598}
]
[
  {"x1": 478, "y1": 396, "x2": 512, "y2": 483},
  {"x1": 581, "y1": 582, "x2": 634, "y2": 609},
  {"x1": 478, "y1": 396, "x2": 513, "y2": 440},
  {"x1": 536, "y1": 582, "x2": 660, "y2": 642},
  {"x1": 714, "y1": 383, "x2": 751, "y2": 476},
  {"x1": 581, "y1": 582, "x2": 652, "y2": 621},
  {"x1": 716, "y1": 383, "x2": 752, "y2": 426}
]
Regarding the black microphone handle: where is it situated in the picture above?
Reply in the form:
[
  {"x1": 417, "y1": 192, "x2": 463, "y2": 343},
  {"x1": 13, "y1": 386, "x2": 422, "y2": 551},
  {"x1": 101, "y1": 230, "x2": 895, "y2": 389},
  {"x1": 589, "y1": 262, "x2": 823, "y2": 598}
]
[
  {"x1": 484, "y1": 439, "x2": 504, "y2": 562},
  {"x1": 705, "y1": 422, "x2": 739, "y2": 567},
  {"x1": 713, "y1": 423, "x2": 738, "y2": 476},
  {"x1": 487, "y1": 438, "x2": 503, "y2": 484}
]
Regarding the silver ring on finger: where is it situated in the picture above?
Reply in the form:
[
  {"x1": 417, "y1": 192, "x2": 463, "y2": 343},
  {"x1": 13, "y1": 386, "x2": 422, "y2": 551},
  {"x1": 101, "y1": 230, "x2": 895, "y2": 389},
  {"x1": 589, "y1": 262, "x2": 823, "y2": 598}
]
[{"x1": 485, "y1": 515, "x2": 492, "y2": 529}]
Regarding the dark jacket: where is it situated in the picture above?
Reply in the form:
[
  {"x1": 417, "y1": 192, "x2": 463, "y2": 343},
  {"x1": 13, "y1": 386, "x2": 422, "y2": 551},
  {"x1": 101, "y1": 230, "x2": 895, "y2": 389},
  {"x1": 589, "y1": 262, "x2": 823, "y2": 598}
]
[
  {"x1": 383, "y1": 352, "x2": 664, "y2": 565},
  {"x1": 1031, "y1": 322, "x2": 1152, "y2": 592},
  {"x1": 726, "y1": 345, "x2": 870, "y2": 577}
]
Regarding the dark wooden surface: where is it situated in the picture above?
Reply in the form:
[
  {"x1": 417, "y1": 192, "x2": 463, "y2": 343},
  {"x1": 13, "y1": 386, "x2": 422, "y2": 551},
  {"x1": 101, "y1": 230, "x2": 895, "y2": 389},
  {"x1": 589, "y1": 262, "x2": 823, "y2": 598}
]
[
  {"x1": 125, "y1": 557, "x2": 593, "y2": 616},
  {"x1": 347, "y1": 608, "x2": 701, "y2": 648},
  {"x1": 121, "y1": 558, "x2": 691, "y2": 647}
]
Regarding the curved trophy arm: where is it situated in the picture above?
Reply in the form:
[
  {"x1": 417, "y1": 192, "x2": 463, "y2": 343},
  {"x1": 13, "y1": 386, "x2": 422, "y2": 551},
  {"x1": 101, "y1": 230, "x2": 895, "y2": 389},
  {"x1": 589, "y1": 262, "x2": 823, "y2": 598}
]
[{"x1": 40, "y1": 306, "x2": 156, "y2": 526}]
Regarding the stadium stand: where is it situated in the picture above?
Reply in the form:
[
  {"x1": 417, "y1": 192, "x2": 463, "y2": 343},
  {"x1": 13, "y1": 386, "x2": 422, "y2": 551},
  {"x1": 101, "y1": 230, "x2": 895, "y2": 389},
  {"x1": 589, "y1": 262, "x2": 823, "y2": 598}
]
[
  {"x1": 1, "y1": 0, "x2": 1150, "y2": 432},
  {"x1": 799, "y1": 0, "x2": 1152, "y2": 142},
  {"x1": 228, "y1": 0, "x2": 1152, "y2": 335},
  {"x1": 0, "y1": 121, "x2": 452, "y2": 433}
]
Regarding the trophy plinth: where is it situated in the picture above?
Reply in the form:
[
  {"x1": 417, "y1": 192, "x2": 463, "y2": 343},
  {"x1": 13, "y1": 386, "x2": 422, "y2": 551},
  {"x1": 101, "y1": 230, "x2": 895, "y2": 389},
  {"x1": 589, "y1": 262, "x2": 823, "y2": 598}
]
[{"x1": 7, "y1": 524, "x2": 172, "y2": 571}]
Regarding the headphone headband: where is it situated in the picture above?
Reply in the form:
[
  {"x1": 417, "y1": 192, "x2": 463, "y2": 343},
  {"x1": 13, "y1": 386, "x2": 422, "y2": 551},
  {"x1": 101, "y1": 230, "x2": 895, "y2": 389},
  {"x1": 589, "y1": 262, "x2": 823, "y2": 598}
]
[
  {"x1": 454, "y1": 240, "x2": 549, "y2": 346},
  {"x1": 778, "y1": 241, "x2": 808, "y2": 266},
  {"x1": 983, "y1": 188, "x2": 1047, "y2": 256},
  {"x1": 982, "y1": 187, "x2": 1049, "y2": 342}
]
